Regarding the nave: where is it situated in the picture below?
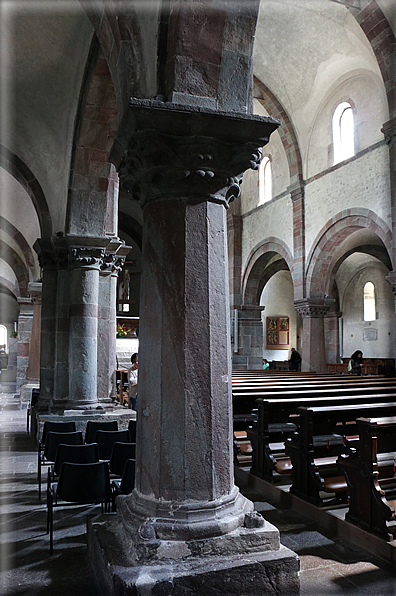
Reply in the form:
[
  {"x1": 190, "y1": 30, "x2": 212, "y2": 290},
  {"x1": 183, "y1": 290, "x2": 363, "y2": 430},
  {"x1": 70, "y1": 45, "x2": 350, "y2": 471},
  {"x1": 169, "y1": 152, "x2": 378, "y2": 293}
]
[{"x1": 1, "y1": 392, "x2": 396, "y2": 596}]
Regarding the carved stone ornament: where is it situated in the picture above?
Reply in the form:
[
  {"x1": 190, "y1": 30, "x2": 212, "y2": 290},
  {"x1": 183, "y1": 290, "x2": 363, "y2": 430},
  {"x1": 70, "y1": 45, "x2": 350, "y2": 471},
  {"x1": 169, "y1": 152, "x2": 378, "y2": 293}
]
[
  {"x1": 69, "y1": 246, "x2": 106, "y2": 270},
  {"x1": 294, "y1": 298, "x2": 334, "y2": 318},
  {"x1": 101, "y1": 253, "x2": 125, "y2": 275},
  {"x1": 385, "y1": 271, "x2": 396, "y2": 295},
  {"x1": 110, "y1": 99, "x2": 280, "y2": 208}
]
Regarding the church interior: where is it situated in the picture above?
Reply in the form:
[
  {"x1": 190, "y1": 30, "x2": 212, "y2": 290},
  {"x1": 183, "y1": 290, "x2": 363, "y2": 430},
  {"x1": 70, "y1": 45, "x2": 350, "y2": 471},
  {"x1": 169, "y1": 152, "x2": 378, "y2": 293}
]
[{"x1": 1, "y1": 0, "x2": 396, "y2": 594}]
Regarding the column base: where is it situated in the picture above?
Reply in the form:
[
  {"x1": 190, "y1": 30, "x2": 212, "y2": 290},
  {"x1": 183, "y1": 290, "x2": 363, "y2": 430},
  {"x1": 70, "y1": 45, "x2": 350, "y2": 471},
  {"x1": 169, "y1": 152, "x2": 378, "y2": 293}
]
[
  {"x1": 118, "y1": 486, "x2": 254, "y2": 541},
  {"x1": 87, "y1": 512, "x2": 299, "y2": 596}
]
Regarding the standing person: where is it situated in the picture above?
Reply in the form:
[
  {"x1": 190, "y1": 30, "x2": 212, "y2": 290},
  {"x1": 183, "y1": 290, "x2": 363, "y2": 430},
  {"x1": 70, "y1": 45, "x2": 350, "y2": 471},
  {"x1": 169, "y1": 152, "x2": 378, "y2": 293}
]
[
  {"x1": 350, "y1": 350, "x2": 363, "y2": 376},
  {"x1": 128, "y1": 353, "x2": 138, "y2": 411},
  {"x1": 289, "y1": 348, "x2": 301, "y2": 372}
]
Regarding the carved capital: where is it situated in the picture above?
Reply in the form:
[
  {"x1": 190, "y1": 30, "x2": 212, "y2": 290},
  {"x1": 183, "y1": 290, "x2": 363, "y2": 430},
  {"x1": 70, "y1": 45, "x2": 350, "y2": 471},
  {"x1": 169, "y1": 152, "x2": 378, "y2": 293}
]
[
  {"x1": 111, "y1": 99, "x2": 279, "y2": 209},
  {"x1": 294, "y1": 298, "x2": 334, "y2": 318},
  {"x1": 382, "y1": 118, "x2": 396, "y2": 148},
  {"x1": 386, "y1": 271, "x2": 396, "y2": 295},
  {"x1": 69, "y1": 246, "x2": 106, "y2": 271},
  {"x1": 101, "y1": 253, "x2": 125, "y2": 276},
  {"x1": 28, "y1": 282, "x2": 42, "y2": 305}
]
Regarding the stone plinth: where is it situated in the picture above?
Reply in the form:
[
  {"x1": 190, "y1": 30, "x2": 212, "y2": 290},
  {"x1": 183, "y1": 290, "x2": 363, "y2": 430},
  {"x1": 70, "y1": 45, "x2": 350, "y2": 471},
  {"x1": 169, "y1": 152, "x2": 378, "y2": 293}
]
[{"x1": 88, "y1": 512, "x2": 299, "y2": 595}]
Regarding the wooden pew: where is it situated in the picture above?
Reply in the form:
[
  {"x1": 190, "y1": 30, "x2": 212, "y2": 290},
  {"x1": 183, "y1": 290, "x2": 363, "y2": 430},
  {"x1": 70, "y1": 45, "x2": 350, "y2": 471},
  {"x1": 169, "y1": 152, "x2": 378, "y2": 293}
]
[
  {"x1": 285, "y1": 403, "x2": 396, "y2": 506},
  {"x1": 247, "y1": 392, "x2": 396, "y2": 481},
  {"x1": 338, "y1": 416, "x2": 396, "y2": 541}
]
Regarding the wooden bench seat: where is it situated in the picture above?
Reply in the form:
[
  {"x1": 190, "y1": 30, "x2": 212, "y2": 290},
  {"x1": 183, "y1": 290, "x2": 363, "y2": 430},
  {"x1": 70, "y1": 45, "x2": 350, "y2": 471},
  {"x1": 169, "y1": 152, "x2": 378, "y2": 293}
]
[{"x1": 338, "y1": 416, "x2": 396, "y2": 541}]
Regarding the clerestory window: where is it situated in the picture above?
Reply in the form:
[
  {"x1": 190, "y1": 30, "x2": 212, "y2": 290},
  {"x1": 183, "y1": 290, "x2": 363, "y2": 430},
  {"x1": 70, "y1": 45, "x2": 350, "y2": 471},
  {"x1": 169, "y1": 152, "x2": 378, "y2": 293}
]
[
  {"x1": 258, "y1": 156, "x2": 272, "y2": 205},
  {"x1": 363, "y1": 281, "x2": 376, "y2": 321},
  {"x1": 333, "y1": 102, "x2": 354, "y2": 165}
]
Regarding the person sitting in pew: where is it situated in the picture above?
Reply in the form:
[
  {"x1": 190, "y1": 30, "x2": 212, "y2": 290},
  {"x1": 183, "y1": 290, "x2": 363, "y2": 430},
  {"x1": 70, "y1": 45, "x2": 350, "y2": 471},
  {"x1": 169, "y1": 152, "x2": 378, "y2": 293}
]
[
  {"x1": 350, "y1": 350, "x2": 363, "y2": 376},
  {"x1": 262, "y1": 359, "x2": 270, "y2": 371}
]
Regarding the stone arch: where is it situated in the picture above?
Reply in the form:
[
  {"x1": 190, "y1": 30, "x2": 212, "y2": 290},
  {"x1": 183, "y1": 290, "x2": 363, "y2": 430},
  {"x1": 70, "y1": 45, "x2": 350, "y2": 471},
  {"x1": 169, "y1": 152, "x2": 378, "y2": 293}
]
[
  {"x1": 0, "y1": 239, "x2": 30, "y2": 298},
  {"x1": 79, "y1": 1, "x2": 147, "y2": 115},
  {"x1": 306, "y1": 208, "x2": 392, "y2": 297},
  {"x1": 0, "y1": 216, "x2": 37, "y2": 278},
  {"x1": 242, "y1": 238, "x2": 293, "y2": 306},
  {"x1": 338, "y1": 0, "x2": 396, "y2": 118},
  {"x1": 67, "y1": 42, "x2": 119, "y2": 237},
  {"x1": 0, "y1": 277, "x2": 19, "y2": 300},
  {"x1": 253, "y1": 77, "x2": 303, "y2": 185},
  {"x1": 0, "y1": 146, "x2": 52, "y2": 239}
]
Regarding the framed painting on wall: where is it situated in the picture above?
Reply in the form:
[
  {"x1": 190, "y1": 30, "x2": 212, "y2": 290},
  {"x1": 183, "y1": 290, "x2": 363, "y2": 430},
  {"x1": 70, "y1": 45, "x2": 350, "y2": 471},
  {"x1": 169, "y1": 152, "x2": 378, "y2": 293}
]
[{"x1": 266, "y1": 316, "x2": 289, "y2": 349}]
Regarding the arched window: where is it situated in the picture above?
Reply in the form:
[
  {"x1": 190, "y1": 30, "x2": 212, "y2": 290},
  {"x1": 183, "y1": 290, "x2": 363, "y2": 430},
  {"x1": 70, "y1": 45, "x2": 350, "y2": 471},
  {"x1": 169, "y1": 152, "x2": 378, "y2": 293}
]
[
  {"x1": 258, "y1": 156, "x2": 272, "y2": 206},
  {"x1": 364, "y1": 282, "x2": 376, "y2": 321},
  {"x1": 0, "y1": 325, "x2": 8, "y2": 353},
  {"x1": 333, "y1": 102, "x2": 354, "y2": 165}
]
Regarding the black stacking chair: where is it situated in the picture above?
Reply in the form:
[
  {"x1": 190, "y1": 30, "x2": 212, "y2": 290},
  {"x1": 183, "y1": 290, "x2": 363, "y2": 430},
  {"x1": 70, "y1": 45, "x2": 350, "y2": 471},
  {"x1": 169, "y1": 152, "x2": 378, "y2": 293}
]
[
  {"x1": 39, "y1": 431, "x2": 83, "y2": 499},
  {"x1": 109, "y1": 442, "x2": 136, "y2": 478},
  {"x1": 84, "y1": 420, "x2": 118, "y2": 444},
  {"x1": 95, "y1": 429, "x2": 130, "y2": 461},
  {"x1": 128, "y1": 419, "x2": 137, "y2": 443},
  {"x1": 46, "y1": 442, "x2": 100, "y2": 520},
  {"x1": 111, "y1": 459, "x2": 136, "y2": 511},
  {"x1": 48, "y1": 461, "x2": 111, "y2": 554},
  {"x1": 37, "y1": 422, "x2": 77, "y2": 498},
  {"x1": 26, "y1": 388, "x2": 40, "y2": 433}
]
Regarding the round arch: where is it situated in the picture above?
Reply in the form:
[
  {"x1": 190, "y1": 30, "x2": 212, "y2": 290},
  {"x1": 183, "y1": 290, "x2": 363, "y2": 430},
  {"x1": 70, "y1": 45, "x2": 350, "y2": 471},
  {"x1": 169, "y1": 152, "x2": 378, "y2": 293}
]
[
  {"x1": 242, "y1": 238, "x2": 293, "y2": 306},
  {"x1": 306, "y1": 209, "x2": 392, "y2": 297},
  {"x1": 0, "y1": 146, "x2": 52, "y2": 239}
]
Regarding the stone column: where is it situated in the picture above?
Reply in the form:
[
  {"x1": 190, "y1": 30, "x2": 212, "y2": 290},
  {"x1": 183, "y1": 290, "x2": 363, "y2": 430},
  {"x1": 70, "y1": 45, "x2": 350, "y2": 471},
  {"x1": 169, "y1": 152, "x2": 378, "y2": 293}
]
[
  {"x1": 26, "y1": 282, "x2": 42, "y2": 383},
  {"x1": 97, "y1": 241, "x2": 130, "y2": 405},
  {"x1": 16, "y1": 297, "x2": 34, "y2": 392},
  {"x1": 67, "y1": 239, "x2": 107, "y2": 410},
  {"x1": 383, "y1": 121, "x2": 396, "y2": 365},
  {"x1": 33, "y1": 239, "x2": 58, "y2": 411},
  {"x1": 324, "y1": 311, "x2": 342, "y2": 364},
  {"x1": 294, "y1": 298, "x2": 333, "y2": 373},
  {"x1": 234, "y1": 305, "x2": 265, "y2": 370},
  {"x1": 96, "y1": 101, "x2": 282, "y2": 555}
]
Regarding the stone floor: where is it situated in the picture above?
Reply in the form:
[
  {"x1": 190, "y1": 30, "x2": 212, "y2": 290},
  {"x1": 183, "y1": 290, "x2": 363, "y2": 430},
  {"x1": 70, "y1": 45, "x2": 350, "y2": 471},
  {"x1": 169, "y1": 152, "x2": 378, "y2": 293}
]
[{"x1": 1, "y1": 392, "x2": 396, "y2": 595}]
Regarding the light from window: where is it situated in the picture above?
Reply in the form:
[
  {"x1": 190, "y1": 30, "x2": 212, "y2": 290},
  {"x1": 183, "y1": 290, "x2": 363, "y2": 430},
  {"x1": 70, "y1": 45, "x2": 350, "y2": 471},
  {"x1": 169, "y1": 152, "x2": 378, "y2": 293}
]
[
  {"x1": 333, "y1": 102, "x2": 354, "y2": 165},
  {"x1": 259, "y1": 156, "x2": 272, "y2": 205},
  {"x1": 0, "y1": 325, "x2": 7, "y2": 353},
  {"x1": 364, "y1": 282, "x2": 375, "y2": 321}
]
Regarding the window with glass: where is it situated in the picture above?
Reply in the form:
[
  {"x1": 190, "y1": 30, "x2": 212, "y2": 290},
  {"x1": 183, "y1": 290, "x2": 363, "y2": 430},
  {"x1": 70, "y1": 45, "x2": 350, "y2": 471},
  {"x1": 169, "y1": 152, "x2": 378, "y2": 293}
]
[
  {"x1": 363, "y1": 282, "x2": 376, "y2": 321},
  {"x1": 333, "y1": 102, "x2": 354, "y2": 165},
  {"x1": 258, "y1": 156, "x2": 272, "y2": 205}
]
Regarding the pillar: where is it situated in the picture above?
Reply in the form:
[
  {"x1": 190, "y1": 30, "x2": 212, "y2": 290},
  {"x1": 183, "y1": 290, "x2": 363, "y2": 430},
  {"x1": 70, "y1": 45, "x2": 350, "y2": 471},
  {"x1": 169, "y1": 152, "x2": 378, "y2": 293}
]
[
  {"x1": 88, "y1": 101, "x2": 302, "y2": 595},
  {"x1": 16, "y1": 297, "x2": 34, "y2": 392},
  {"x1": 383, "y1": 121, "x2": 396, "y2": 366},
  {"x1": 324, "y1": 311, "x2": 342, "y2": 364},
  {"x1": 234, "y1": 305, "x2": 265, "y2": 370},
  {"x1": 67, "y1": 239, "x2": 107, "y2": 410},
  {"x1": 97, "y1": 241, "x2": 130, "y2": 404},
  {"x1": 34, "y1": 239, "x2": 58, "y2": 411},
  {"x1": 26, "y1": 282, "x2": 42, "y2": 383},
  {"x1": 290, "y1": 181, "x2": 306, "y2": 301},
  {"x1": 294, "y1": 298, "x2": 333, "y2": 373}
]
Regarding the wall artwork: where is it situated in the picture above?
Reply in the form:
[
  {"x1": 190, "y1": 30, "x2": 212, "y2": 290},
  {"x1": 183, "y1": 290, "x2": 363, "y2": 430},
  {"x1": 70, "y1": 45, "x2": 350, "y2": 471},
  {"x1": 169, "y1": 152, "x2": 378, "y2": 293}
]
[{"x1": 266, "y1": 316, "x2": 289, "y2": 349}]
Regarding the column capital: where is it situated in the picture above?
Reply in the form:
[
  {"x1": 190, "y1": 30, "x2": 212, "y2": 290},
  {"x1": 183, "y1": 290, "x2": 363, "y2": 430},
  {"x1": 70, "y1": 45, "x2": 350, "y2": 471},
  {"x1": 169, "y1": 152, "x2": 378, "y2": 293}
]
[
  {"x1": 382, "y1": 117, "x2": 396, "y2": 147},
  {"x1": 386, "y1": 271, "x2": 396, "y2": 294},
  {"x1": 288, "y1": 180, "x2": 305, "y2": 202},
  {"x1": 237, "y1": 304, "x2": 265, "y2": 321},
  {"x1": 294, "y1": 297, "x2": 334, "y2": 318},
  {"x1": 110, "y1": 99, "x2": 280, "y2": 209},
  {"x1": 28, "y1": 281, "x2": 42, "y2": 305}
]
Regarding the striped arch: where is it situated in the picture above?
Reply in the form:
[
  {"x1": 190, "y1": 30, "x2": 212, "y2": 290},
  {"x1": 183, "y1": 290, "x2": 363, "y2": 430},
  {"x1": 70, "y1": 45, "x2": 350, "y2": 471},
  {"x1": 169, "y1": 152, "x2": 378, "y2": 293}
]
[
  {"x1": 0, "y1": 146, "x2": 52, "y2": 239},
  {"x1": 0, "y1": 238, "x2": 30, "y2": 297},
  {"x1": 253, "y1": 77, "x2": 303, "y2": 184},
  {"x1": 0, "y1": 216, "x2": 37, "y2": 278},
  {"x1": 306, "y1": 208, "x2": 392, "y2": 297},
  {"x1": 242, "y1": 238, "x2": 293, "y2": 306},
  {"x1": 335, "y1": 0, "x2": 396, "y2": 118}
]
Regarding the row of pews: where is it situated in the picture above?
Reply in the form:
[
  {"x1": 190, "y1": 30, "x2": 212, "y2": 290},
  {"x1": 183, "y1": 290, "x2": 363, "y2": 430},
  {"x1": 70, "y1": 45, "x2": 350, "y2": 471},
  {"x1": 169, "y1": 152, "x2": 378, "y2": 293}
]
[{"x1": 232, "y1": 370, "x2": 396, "y2": 542}]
